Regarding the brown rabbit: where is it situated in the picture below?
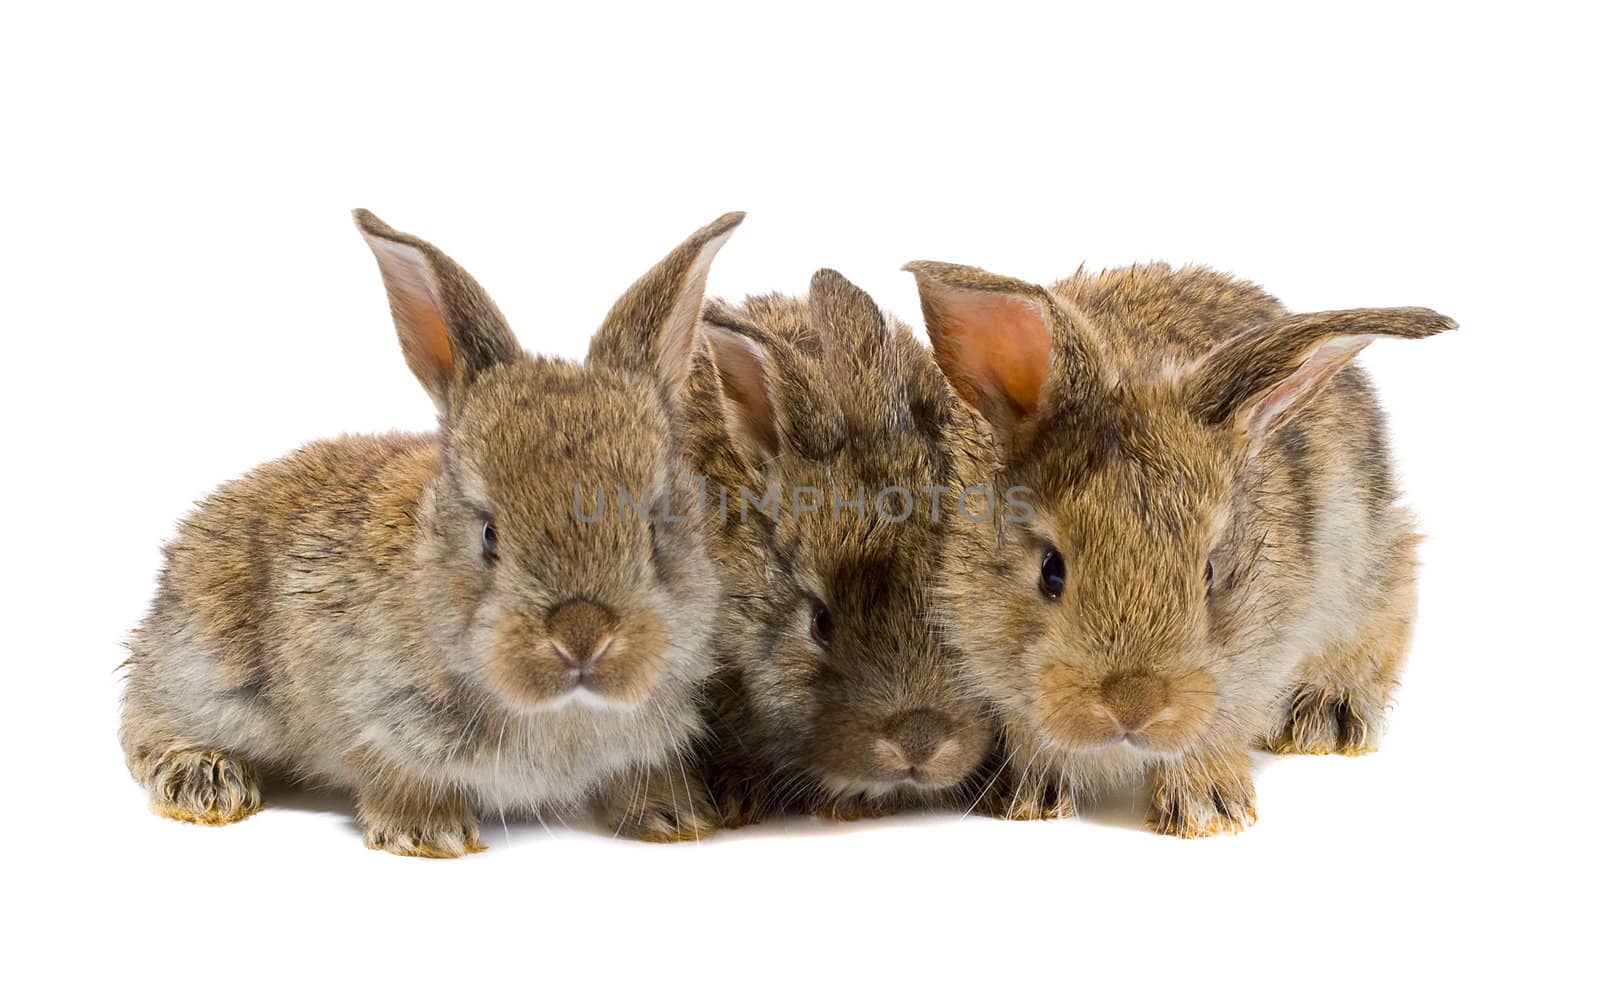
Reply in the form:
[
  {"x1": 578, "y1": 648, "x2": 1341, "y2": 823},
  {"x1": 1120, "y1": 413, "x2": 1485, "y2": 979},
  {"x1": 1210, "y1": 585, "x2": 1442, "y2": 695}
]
[
  {"x1": 118, "y1": 210, "x2": 742, "y2": 856},
  {"x1": 905, "y1": 259, "x2": 1453, "y2": 837},
  {"x1": 677, "y1": 269, "x2": 996, "y2": 826}
]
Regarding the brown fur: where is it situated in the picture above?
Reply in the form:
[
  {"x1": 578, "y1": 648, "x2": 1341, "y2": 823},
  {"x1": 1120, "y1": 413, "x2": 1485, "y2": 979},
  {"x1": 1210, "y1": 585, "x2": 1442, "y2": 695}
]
[
  {"x1": 907, "y1": 260, "x2": 1453, "y2": 835},
  {"x1": 681, "y1": 270, "x2": 997, "y2": 825},
  {"x1": 120, "y1": 210, "x2": 743, "y2": 856}
]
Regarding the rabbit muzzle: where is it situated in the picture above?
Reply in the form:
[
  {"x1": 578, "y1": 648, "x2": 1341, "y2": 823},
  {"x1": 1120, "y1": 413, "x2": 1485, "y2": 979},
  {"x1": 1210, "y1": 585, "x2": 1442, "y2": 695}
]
[
  {"x1": 1037, "y1": 664, "x2": 1217, "y2": 755},
  {"x1": 485, "y1": 599, "x2": 668, "y2": 713}
]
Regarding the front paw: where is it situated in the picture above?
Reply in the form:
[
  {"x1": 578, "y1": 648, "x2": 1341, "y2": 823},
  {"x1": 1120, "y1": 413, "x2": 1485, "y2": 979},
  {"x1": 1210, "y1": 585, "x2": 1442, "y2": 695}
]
[
  {"x1": 601, "y1": 766, "x2": 719, "y2": 843},
  {"x1": 713, "y1": 785, "x2": 764, "y2": 830},
  {"x1": 815, "y1": 796, "x2": 898, "y2": 822},
  {"x1": 1150, "y1": 753, "x2": 1257, "y2": 838},
  {"x1": 977, "y1": 767, "x2": 1076, "y2": 821},
  {"x1": 144, "y1": 747, "x2": 262, "y2": 826},
  {"x1": 358, "y1": 791, "x2": 484, "y2": 859},
  {"x1": 1262, "y1": 684, "x2": 1382, "y2": 756}
]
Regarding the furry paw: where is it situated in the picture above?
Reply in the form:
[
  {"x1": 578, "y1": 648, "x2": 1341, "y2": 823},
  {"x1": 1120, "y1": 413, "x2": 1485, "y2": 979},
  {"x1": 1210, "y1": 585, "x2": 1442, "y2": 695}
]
[
  {"x1": 815, "y1": 796, "x2": 898, "y2": 822},
  {"x1": 977, "y1": 770, "x2": 1076, "y2": 821},
  {"x1": 1263, "y1": 685, "x2": 1382, "y2": 756},
  {"x1": 359, "y1": 794, "x2": 484, "y2": 859},
  {"x1": 712, "y1": 786, "x2": 763, "y2": 830},
  {"x1": 1150, "y1": 755, "x2": 1257, "y2": 838},
  {"x1": 145, "y1": 748, "x2": 262, "y2": 826},
  {"x1": 601, "y1": 766, "x2": 719, "y2": 843}
]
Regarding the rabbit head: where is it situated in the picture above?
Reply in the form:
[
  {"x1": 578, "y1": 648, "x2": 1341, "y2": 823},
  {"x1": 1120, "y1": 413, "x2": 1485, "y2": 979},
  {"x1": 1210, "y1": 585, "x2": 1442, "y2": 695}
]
[
  {"x1": 906, "y1": 260, "x2": 1453, "y2": 773},
  {"x1": 355, "y1": 210, "x2": 740, "y2": 717},
  {"x1": 689, "y1": 270, "x2": 995, "y2": 808}
]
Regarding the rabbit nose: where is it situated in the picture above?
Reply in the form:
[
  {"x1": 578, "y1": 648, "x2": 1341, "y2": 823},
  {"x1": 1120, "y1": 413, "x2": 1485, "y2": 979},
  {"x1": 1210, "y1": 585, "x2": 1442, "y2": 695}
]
[
  {"x1": 884, "y1": 709, "x2": 953, "y2": 767},
  {"x1": 546, "y1": 600, "x2": 617, "y2": 673},
  {"x1": 1098, "y1": 672, "x2": 1168, "y2": 734}
]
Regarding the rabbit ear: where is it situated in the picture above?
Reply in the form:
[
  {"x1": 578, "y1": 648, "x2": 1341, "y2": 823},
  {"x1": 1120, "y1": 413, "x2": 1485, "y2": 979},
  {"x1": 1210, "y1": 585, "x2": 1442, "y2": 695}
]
[
  {"x1": 701, "y1": 301, "x2": 780, "y2": 462},
  {"x1": 807, "y1": 268, "x2": 907, "y2": 420},
  {"x1": 354, "y1": 210, "x2": 521, "y2": 412},
  {"x1": 589, "y1": 212, "x2": 745, "y2": 401},
  {"x1": 809, "y1": 268, "x2": 888, "y2": 357},
  {"x1": 905, "y1": 261, "x2": 1102, "y2": 448},
  {"x1": 1189, "y1": 307, "x2": 1456, "y2": 440}
]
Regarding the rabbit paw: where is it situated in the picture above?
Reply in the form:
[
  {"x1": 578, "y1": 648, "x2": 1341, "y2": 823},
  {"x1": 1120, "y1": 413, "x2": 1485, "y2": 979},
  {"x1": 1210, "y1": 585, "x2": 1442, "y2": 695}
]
[
  {"x1": 146, "y1": 747, "x2": 262, "y2": 826},
  {"x1": 602, "y1": 766, "x2": 719, "y2": 843},
  {"x1": 1263, "y1": 685, "x2": 1382, "y2": 756},
  {"x1": 359, "y1": 792, "x2": 484, "y2": 859},
  {"x1": 705, "y1": 769, "x2": 774, "y2": 830},
  {"x1": 712, "y1": 786, "x2": 764, "y2": 830},
  {"x1": 1150, "y1": 754, "x2": 1257, "y2": 838},
  {"x1": 816, "y1": 796, "x2": 898, "y2": 822},
  {"x1": 978, "y1": 769, "x2": 1076, "y2": 821}
]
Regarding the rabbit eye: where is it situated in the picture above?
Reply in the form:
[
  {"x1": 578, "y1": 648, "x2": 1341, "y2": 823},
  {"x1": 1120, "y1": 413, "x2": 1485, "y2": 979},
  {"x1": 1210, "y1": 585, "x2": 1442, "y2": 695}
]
[
  {"x1": 1205, "y1": 559, "x2": 1215, "y2": 592},
  {"x1": 810, "y1": 602, "x2": 833, "y2": 648},
  {"x1": 481, "y1": 517, "x2": 499, "y2": 563},
  {"x1": 1039, "y1": 548, "x2": 1067, "y2": 601}
]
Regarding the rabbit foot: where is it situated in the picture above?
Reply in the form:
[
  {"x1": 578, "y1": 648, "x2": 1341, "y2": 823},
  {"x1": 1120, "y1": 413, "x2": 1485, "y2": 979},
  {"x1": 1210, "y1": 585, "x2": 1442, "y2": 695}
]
[
  {"x1": 600, "y1": 766, "x2": 718, "y2": 843},
  {"x1": 145, "y1": 747, "x2": 262, "y2": 826},
  {"x1": 1263, "y1": 684, "x2": 1381, "y2": 756},
  {"x1": 816, "y1": 796, "x2": 897, "y2": 822},
  {"x1": 358, "y1": 789, "x2": 484, "y2": 858},
  {"x1": 979, "y1": 769, "x2": 1076, "y2": 821},
  {"x1": 713, "y1": 783, "x2": 761, "y2": 831},
  {"x1": 1150, "y1": 754, "x2": 1257, "y2": 838},
  {"x1": 712, "y1": 786, "x2": 764, "y2": 830},
  {"x1": 705, "y1": 768, "x2": 775, "y2": 830}
]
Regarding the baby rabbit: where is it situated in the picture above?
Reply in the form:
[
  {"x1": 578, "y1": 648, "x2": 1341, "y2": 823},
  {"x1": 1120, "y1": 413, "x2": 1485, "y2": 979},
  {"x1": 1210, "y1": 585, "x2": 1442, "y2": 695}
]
[
  {"x1": 906, "y1": 260, "x2": 1453, "y2": 837},
  {"x1": 119, "y1": 209, "x2": 742, "y2": 856},
  {"x1": 677, "y1": 269, "x2": 995, "y2": 826}
]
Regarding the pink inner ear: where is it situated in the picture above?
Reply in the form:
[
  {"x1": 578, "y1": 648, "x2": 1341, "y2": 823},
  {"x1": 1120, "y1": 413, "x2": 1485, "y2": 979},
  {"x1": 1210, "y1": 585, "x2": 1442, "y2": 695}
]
[
  {"x1": 1246, "y1": 334, "x2": 1374, "y2": 437},
  {"x1": 929, "y1": 289, "x2": 1051, "y2": 420},
  {"x1": 657, "y1": 226, "x2": 740, "y2": 395},
  {"x1": 704, "y1": 329, "x2": 778, "y2": 456},
  {"x1": 365, "y1": 237, "x2": 454, "y2": 387}
]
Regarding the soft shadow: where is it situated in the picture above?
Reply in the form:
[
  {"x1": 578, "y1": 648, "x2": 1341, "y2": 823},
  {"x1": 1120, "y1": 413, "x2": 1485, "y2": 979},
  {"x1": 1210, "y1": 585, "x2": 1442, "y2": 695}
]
[
  {"x1": 261, "y1": 778, "x2": 366, "y2": 842},
  {"x1": 705, "y1": 807, "x2": 958, "y2": 843},
  {"x1": 1071, "y1": 749, "x2": 1289, "y2": 832},
  {"x1": 262, "y1": 751, "x2": 1298, "y2": 847},
  {"x1": 1073, "y1": 783, "x2": 1151, "y2": 831},
  {"x1": 263, "y1": 778, "x2": 597, "y2": 845},
  {"x1": 265, "y1": 779, "x2": 357, "y2": 819}
]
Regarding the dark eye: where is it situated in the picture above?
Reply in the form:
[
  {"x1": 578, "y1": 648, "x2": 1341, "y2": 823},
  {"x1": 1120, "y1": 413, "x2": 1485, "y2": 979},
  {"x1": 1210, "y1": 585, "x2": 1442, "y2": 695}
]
[
  {"x1": 1039, "y1": 548, "x2": 1067, "y2": 600},
  {"x1": 481, "y1": 517, "x2": 498, "y2": 563},
  {"x1": 810, "y1": 602, "x2": 833, "y2": 648},
  {"x1": 1205, "y1": 559, "x2": 1216, "y2": 592}
]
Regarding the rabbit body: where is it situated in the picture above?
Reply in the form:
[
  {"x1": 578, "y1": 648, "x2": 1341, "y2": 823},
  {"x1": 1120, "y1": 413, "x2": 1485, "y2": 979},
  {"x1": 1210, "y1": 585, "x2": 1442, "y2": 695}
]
[
  {"x1": 908, "y1": 261, "x2": 1452, "y2": 835},
  {"x1": 681, "y1": 271, "x2": 996, "y2": 825},
  {"x1": 121, "y1": 211, "x2": 742, "y2": 855}
]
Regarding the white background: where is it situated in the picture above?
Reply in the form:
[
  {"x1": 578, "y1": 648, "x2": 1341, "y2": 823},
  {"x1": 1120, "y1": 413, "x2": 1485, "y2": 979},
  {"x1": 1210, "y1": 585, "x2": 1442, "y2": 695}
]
[{"x1": 4, "y1": 1, "x2": 1594, "y2": 994}]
